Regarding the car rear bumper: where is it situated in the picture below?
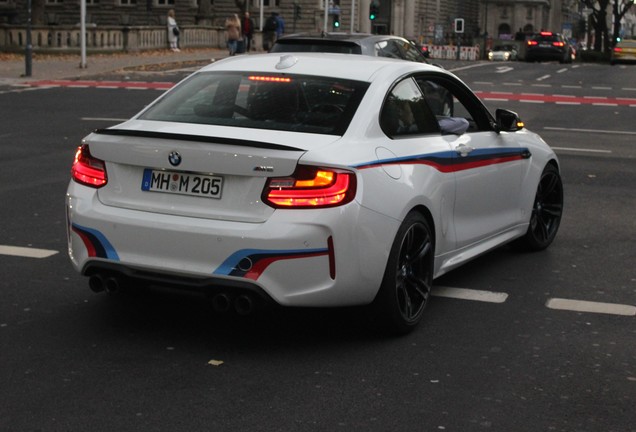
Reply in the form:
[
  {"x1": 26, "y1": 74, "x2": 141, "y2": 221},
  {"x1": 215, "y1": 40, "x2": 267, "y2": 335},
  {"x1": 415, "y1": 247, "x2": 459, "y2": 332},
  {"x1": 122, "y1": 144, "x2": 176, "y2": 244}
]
[{"x1": 66, "y1": 181, "x2": 396, "y2": 307}]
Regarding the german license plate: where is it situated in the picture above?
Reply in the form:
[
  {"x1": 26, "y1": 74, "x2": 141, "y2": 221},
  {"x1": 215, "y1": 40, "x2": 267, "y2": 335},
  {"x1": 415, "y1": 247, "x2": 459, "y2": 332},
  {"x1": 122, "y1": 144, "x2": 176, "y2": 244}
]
[{"x1": 141, "y1": 169, "x2": 223, "y2": 199}]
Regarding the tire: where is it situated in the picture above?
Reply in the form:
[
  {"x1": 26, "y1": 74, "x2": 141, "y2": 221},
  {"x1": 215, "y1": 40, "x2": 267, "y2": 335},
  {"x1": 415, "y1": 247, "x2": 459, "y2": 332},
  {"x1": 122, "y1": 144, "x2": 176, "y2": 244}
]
[
  {"x1": 517, "y1": 164, "x2": 563, "y2": 251},
  {"x1": 373, "y1": 212, "x2": 434, "y2": 335}
]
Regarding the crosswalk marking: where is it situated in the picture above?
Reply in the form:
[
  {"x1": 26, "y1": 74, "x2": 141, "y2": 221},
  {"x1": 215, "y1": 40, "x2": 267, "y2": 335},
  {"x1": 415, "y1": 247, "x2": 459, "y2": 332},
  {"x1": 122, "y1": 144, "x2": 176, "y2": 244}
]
[{"x1": 0, "y1": 245, "x2": 58, "y2": 259}]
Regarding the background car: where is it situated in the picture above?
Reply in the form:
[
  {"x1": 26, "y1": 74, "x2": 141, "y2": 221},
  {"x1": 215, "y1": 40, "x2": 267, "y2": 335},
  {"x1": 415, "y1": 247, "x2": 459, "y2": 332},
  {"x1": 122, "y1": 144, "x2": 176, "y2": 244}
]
[
  {"x1": 488, "y1": 44, "x2": 518, "y2": 61},
  {"x1": 611, "y1": 39, "x2": 636, "y2": 65},
  {"x1": 408, "y1": 39, "x2": 431, "y2": 58},
  {"x1": 270, "y1": 32, "x2": 430, "y2": 63},
  {"x1": 67, "y1": 53, "x2": 563, "y2": 334},
  {"x1": 525, "y1": 31, "x2": 573, "y2": 63}
]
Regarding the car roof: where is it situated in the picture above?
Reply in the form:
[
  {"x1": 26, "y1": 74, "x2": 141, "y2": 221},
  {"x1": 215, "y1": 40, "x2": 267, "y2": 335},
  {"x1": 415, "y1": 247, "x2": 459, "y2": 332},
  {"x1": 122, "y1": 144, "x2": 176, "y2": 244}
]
[
  {"x1": 275, "y1": 32, "x2": 410, "y2": 44},
  {"x1": 199, "y1": 52, "x2": 444, "y2": 82}
]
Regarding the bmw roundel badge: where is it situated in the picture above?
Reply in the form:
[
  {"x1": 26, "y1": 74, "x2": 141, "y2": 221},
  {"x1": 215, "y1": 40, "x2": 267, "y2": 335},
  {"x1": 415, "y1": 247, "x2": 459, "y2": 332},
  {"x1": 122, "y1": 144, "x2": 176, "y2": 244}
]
[{"x1": 168, "y1": 151, "x2": 182, "y2": 167}]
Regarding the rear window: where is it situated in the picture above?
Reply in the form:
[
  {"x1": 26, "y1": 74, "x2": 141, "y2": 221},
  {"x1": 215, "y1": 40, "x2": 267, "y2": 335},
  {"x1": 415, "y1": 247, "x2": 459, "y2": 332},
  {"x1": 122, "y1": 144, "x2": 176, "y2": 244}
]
[
  {"x1": 139, "y1": 72, "x2": 369, "y2": 135},
  {"x1": 271, "y1": 39, "x2": 362, "y2": 54}
]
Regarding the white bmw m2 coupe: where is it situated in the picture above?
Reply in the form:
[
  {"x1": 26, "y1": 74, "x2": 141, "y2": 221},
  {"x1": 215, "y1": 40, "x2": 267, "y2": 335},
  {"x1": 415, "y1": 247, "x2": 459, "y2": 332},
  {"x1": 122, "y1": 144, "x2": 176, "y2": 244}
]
[{"x1": 66, "y1": 53, "x2": 563, "y2": 333}]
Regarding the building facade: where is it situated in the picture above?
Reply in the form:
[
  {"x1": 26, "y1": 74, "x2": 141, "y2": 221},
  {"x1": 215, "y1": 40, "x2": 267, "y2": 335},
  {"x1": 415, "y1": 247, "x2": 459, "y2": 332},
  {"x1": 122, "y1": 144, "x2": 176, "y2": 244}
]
[{"x1": 2, "y1": 0, "x2": 607, "y2": 53}]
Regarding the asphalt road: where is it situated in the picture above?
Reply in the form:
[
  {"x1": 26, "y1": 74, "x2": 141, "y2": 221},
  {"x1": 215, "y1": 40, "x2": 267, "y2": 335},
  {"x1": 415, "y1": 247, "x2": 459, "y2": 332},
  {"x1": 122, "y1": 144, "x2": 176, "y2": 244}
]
[{"x1": 1, "y1": 60, "x2": 635, "y2": 432}]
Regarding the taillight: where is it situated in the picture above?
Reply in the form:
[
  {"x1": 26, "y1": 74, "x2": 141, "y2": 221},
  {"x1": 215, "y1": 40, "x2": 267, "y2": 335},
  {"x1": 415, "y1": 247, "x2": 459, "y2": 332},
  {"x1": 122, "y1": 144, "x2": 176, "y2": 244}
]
[
  {"x1": 527, "y1": 40, "x2": 538, "y2": 46},
  {"x1": 263, "y1": 165, "x2": 356, "y2": 209},
  {"x1": 71, "y1": 144, "x2": 107, "y2": 188},
  {"x1": 614, "y1": 47, "x2": 623, "y2": 53},
  {"x1": 553, "y1": 41, "x2": 565, "y2": 47}
]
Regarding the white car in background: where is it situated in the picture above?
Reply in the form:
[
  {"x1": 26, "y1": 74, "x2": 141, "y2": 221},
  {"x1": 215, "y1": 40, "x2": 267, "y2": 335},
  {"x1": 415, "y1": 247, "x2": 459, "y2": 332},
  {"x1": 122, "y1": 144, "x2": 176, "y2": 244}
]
[
  {"x1": 66, "y1": 53, "x2": 563, "y2": 334},
  {"x1": 488, "y1": 44, "x2": 518, "y2": 61}
]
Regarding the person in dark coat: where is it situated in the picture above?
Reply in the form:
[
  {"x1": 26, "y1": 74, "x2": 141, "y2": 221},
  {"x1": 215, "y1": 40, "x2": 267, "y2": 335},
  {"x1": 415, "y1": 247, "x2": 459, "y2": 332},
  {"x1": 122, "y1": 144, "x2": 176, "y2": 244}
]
[{"x1": 242, "y1": 11, "x2": 255, "y2": 52}]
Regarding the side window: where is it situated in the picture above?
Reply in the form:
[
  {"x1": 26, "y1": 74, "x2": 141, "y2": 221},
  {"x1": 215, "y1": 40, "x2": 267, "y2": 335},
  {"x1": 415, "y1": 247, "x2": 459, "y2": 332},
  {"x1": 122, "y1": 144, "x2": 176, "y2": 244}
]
[
  {"x1": 380, "y1": 78, "x2": 440, "y2": 138},
  {"x1": 375, "y1": 40, "x2": 402, "y2": 59},
  {"x1": 401, "y1": 41, "x2": 427, "y2": 63},
  {"x1": 415, "y1": 75, "x2": 494, "y2": 135}
]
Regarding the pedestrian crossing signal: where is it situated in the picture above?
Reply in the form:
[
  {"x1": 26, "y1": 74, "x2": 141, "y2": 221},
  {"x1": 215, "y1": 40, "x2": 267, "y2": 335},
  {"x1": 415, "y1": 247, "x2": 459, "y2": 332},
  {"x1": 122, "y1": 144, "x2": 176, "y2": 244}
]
[{"x1": 454, "y1": 18, "x2": 464, "y2": 33}]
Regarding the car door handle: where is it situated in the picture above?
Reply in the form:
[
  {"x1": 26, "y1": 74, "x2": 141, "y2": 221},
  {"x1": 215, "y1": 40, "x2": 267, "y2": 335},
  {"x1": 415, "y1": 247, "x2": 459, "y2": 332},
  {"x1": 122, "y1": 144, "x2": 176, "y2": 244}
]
[{"x1": 455, "y1": 144, "x2": 474, "y2": 157}]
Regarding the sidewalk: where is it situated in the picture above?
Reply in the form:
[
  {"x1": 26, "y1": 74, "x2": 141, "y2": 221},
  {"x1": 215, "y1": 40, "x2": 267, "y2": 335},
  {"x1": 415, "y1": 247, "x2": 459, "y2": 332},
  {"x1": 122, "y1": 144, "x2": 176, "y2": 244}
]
[{"x1": 0, "y1": 48, "x2": 229, "y2": 85}]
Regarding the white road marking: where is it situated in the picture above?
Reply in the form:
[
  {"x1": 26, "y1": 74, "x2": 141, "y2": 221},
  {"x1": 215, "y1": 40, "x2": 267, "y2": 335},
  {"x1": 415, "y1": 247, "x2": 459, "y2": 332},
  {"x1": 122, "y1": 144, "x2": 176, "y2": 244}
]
[
  {"x1": 556, "y1": 68, "x2": 568, "y2": 73},
  {"x1": 546, "y1": 298, "x2": 636, "y2": 316},
  {"x1": 552, "y1": 147, "x2": 612, "y2": 153},
  {"x1": 0, "y1": 245, "x2": 58, "y2": 259},
  {"x1": 536, "y1": 75, "x2": 551, "y2": 81},
  {"x1": 544, "y1": 126, "x2": 636, "y2": 136},
  {"x1": 432, "y1": 286, "x2": 508, "y2": 303},
  {"x1": 81, "y1": 117, "x2": 128, "y2": 122}
]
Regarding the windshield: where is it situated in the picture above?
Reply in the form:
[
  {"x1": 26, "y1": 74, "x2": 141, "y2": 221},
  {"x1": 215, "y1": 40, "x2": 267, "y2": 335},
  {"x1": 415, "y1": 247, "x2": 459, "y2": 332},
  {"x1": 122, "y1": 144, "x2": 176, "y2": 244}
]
[{"x1": 139, "y1": 71, "x2": 368, "y2": 135}]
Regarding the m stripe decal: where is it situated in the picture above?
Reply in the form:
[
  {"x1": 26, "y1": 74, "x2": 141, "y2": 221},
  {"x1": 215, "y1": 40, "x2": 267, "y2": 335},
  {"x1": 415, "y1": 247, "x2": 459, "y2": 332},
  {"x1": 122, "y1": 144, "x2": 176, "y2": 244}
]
[{"x1": 353, "y1": 148, "x2": 530, "y2": 172}]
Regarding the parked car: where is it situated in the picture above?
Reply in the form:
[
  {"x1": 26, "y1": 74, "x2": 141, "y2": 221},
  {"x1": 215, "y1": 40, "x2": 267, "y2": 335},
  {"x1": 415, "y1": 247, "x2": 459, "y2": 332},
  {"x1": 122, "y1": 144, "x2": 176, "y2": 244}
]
[
  {"x1": 488, "y1": 44, "x2": 518, "y2": 61},
  {"x1": 271, "y1": 32, "x2": 430, "y2": 63},
  {"x1": 66, "y1": 53, "x2": 563, "y2": 334},
  {"x1": 611, "y1": 39, "x2": 636, "y2": 65},
  {"x1": 525, "y1": 31, "x2": 573, "y2": 63}
]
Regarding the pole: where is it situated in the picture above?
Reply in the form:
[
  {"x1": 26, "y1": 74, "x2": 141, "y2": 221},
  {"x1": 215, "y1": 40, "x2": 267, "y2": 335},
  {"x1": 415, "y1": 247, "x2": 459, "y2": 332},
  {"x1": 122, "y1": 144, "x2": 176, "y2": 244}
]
[
  {"x1": 80, "y1": 0, "x2": 87, "y2": 69},
  {"x1": 259, "y1": 0, "x2": 264, "y2": 31},
  {"x1": 25, "y1": 0, "x2": 32, "y2": 77},
  {"x1": 324, "y1": 0, "x2": 329, "y2": 33},
  {"x1": 351, "y1": 0, "x2": 355, "y2": 32}
]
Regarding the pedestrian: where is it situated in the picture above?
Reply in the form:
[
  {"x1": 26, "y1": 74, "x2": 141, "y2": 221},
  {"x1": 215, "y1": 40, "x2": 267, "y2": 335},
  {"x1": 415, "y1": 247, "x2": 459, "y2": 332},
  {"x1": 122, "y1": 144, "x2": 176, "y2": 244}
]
[
  {"x1": 262, "y1": 11, "x2": 278, "y2": 51},
  {"x1": 242, "y1": 11, "x2": 255, "y2": 52},
  {"x1": 167, "y1": 9, "x2": 180, "y2": 52},
  {"x1": 274, "y1": 12, "x2": 285, "y2": 40},
  {"x1": 225, "y1": 13, "x2": 242, "y2": 56}
]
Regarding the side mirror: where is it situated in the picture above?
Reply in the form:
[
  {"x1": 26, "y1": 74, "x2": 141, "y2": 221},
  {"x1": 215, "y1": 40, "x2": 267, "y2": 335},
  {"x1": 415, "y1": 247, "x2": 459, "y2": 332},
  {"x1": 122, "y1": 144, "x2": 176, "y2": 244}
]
[{"x1": 495, "y1": 109, "x2": 524, "y2": 132}]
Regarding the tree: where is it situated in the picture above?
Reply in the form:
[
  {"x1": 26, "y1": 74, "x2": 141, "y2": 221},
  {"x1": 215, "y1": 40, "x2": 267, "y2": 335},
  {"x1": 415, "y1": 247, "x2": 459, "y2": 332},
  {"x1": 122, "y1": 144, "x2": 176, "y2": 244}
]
[
  {"x1": 611, "y1": 0, "x2": 635, "y2": 45},
  {"x1": 581, "y1": 0, "x2": 610, "y2": 52}
]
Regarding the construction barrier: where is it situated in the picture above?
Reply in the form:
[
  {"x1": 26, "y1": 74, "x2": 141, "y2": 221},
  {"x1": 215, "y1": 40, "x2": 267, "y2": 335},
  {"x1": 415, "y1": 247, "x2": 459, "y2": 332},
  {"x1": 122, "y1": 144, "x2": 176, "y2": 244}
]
[{"x1": 426, "y1": 45, "x2": 480, "y2": 61}]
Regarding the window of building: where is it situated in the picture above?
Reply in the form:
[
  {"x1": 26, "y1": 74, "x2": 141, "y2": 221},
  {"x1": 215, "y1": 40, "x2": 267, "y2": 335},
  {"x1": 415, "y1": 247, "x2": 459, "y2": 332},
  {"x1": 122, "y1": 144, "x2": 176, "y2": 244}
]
[
  {"x1": 120, "y1": 0, "x2": 137, "y2": 5},
  {"x1": 157, "y1": 0, "x2": 175, "y2": 5}
]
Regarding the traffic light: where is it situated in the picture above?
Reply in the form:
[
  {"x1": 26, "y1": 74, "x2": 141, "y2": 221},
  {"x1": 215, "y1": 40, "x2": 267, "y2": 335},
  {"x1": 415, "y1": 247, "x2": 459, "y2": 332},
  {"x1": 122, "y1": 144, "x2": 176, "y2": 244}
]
[
  {"x1": 333, "y1": 15, "x2": 340, "y2": 29},
  {"x1": 369, "y1": 2, "x2": 379, "y2": 20}
]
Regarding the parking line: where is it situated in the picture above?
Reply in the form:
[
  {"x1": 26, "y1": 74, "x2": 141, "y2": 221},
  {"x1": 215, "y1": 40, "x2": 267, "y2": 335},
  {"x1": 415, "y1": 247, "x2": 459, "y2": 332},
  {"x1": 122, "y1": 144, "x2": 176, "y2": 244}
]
[
  {"x1": 546, "y1": 298, "x2": 636, "y2": 316},
  {"x1": 0, "y1": 245, "x2": 58, "y2": 259},
  {"x1": 432, "y1": 286, "x2": 508, "y2": 303}
]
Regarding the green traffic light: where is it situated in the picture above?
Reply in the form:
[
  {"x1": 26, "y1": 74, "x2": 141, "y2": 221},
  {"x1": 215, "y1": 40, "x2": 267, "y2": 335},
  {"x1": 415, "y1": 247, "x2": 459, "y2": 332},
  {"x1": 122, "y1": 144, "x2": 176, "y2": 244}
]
[{"x1": 370, "y1": 13, "x2": 376, "y2": 20}]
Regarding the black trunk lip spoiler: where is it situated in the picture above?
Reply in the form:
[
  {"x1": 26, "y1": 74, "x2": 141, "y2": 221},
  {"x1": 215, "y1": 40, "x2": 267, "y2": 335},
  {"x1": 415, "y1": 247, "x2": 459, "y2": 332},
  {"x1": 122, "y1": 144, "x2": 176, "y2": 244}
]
[{"x1": 93, "y1": 128, "x2": 305, "y2": 152}]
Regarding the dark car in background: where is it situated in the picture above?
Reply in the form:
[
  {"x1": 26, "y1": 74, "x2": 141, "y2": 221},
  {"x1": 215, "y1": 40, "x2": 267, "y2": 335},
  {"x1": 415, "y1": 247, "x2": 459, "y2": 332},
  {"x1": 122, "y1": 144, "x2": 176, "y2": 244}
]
[
  {"x1": 271, "y1": 33, "x2": 430, "y2": 63},
  {"x1": 525, "y1": 31, "x2": 574, "y2": 63}
]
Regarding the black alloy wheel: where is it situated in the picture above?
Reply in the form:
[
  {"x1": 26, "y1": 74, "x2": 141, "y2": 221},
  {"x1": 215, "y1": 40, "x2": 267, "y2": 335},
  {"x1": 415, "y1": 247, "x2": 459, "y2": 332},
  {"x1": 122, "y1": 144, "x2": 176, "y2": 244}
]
[
  {"x1": 375, "y1": 212, "x2": 434, "y2": 334},
  {"x1": 519, "y1": 164, "x2": 564, "y2": 251}
]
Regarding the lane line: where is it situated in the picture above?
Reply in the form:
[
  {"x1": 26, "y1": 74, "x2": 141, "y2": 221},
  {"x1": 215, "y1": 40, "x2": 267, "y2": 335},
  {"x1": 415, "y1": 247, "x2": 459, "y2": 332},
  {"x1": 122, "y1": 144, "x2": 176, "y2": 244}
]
[
  {"x1": 546, "y1": 298, "x2": 636, "y2": 316},
  {"x1": 544, "y1": 126, "x2": 636, "y2": 136},
  {"x1": 432, "y1": 286, "x2": 508, "y2": 303},
  {"x1": 0, "y1": 245, "x2": 58, "y2": 259},
  {"x1": 81, "y1": 117, "x2": 128, "y2": 122},
  {"x1": 552, "y1": 147, "x2": 612, "y2": 153}
]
